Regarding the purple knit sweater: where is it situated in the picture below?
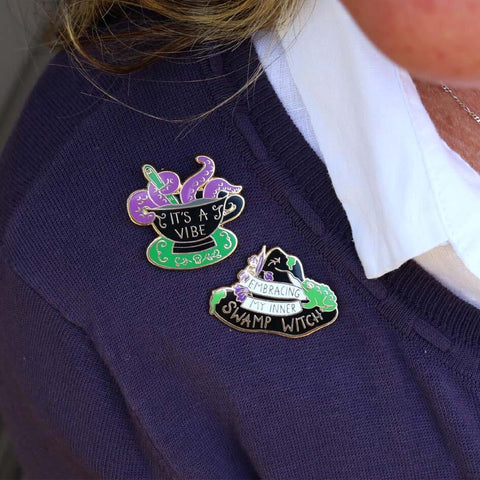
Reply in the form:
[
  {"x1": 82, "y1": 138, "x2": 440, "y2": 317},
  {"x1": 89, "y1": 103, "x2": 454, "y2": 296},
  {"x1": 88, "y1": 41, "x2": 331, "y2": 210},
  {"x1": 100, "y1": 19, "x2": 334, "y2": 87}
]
[{"x1": 1, "y1": 42, "x2": 479, "y2": 479}]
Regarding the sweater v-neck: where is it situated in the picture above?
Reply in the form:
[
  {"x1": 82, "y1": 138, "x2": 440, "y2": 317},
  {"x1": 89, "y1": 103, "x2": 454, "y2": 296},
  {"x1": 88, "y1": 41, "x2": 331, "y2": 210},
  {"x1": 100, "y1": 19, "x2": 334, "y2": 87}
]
[{"x1": 201, "y1": 42, "x2": 480, "y2": 365}]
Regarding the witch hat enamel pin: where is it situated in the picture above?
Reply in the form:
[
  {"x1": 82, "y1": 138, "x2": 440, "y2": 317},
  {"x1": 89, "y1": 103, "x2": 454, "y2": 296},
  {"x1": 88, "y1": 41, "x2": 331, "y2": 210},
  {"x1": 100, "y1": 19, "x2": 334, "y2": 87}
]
[
  {"x1": 209, "y1": 246, "x2": 339, "y2": 338},
  {"x1": 127, "y1": 155, "x2": 245, "y2": 269}
]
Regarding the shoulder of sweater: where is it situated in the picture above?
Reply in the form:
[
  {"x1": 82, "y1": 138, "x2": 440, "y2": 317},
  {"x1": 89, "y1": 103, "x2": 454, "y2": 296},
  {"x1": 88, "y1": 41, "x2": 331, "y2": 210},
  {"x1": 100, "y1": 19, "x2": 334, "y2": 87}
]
[
  {"x1": 0, "y1": 47, "x2": 248, "y2": 333},
  {"x1": 0, "y1": 49, "x2": 219, "y2": 245}
]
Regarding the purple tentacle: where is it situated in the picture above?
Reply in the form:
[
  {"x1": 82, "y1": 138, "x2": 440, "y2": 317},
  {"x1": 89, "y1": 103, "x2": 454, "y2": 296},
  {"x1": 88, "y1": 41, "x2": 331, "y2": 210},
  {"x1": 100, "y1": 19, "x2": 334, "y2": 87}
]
[
  {"x1": 147, "y1": 171, "x2": 180, "y2": 206},
  {"x1": 127, "y1": 189, "x2": 158, "y2": 225},
  {"x1": 203, "y1": 177, "x2": 242, "y2": 199},
  {"x1": 180, "y1": 155, "x2": 215, "y2": 204},
  {"x1": 158, "y1": 171, "x2": 181, "y2": 194}
]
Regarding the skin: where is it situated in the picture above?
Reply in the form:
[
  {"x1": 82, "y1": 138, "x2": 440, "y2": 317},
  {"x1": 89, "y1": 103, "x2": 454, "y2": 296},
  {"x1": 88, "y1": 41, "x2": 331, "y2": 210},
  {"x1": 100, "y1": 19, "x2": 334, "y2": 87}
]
[
  {"x1": 340, "y1": 0, "x2": 480, "y2": 171},
  {"x1": 340, "y1": 0, "x2": 480, "y2": 86},
  {"x1": 415, "y1": 81, "x2": 480, "y2": 171}
]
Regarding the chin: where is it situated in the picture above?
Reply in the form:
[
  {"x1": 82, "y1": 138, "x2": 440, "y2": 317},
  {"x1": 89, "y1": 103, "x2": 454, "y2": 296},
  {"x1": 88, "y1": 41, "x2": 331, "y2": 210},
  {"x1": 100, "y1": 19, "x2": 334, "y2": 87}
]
[{"x1": 340, "y1": 0, "x2": 480, "y2": 87}]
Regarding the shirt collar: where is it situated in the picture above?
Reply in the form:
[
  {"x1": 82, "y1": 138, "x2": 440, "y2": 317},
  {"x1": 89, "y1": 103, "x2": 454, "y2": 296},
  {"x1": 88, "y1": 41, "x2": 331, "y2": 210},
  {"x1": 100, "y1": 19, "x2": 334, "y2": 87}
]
[{"x1": 277, "y1": 0, "x2": 480, "y2": 279}]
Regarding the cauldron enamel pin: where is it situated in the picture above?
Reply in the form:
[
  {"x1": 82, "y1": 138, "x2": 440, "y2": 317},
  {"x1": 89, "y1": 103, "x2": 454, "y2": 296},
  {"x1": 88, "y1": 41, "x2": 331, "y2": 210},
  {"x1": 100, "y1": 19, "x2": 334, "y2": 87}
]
[
  {"x1": 210, "y1": 246, "x2": 339, "y2": 337},
  {"x1": 127, "y1": 155, "x2": 245, "y2": 269}
]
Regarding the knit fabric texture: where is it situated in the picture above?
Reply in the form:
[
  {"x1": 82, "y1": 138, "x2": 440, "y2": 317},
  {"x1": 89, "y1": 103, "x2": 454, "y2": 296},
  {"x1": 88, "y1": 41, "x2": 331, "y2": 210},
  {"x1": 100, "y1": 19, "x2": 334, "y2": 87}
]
[{"x1": 1, "y1": 42, "x2": 480, "y2": 479}]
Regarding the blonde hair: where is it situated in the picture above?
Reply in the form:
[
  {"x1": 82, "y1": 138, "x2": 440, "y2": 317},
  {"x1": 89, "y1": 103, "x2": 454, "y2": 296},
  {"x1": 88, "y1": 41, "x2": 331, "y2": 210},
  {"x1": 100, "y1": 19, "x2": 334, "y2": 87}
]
[{"x1": 54, "y1": 0, "x2": 302, "y2": 73}]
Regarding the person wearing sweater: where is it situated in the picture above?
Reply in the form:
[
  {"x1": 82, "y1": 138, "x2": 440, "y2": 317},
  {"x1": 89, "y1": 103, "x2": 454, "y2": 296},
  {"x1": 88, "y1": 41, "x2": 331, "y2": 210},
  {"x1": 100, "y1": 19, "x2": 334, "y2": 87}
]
[{"x1": 1, "y1": 0, "x2": 479, "y2": 478}]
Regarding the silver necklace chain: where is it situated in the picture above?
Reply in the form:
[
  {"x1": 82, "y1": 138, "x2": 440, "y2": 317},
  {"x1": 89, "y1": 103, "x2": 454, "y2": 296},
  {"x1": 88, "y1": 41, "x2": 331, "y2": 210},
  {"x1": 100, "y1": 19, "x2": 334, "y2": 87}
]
[{"x1": 441, "y1": 84, "x2": 480, "y2": 124}]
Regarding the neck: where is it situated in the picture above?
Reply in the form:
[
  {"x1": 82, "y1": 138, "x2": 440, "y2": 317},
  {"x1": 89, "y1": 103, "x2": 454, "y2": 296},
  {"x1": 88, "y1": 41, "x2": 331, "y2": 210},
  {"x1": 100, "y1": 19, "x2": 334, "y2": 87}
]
[{"x1": 414, "y1": 79, "x2": 480, "y2": 173}]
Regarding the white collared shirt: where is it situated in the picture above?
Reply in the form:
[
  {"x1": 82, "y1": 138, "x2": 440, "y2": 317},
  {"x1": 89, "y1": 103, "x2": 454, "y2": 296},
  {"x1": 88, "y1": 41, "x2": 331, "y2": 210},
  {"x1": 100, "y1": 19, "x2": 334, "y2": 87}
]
[{"x1": 254, "y1": 0, "x2": 480, "y2": 307}]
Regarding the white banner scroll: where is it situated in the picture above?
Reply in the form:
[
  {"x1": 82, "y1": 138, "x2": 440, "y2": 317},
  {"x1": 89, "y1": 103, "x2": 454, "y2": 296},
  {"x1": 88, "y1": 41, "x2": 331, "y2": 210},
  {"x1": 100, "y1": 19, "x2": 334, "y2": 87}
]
[
  {"x1": 241, "y1": 297, "x2": 304, "y2": 315},
  {"x1": 239, "y1": 273, "x2": 307, "y2": 301}
]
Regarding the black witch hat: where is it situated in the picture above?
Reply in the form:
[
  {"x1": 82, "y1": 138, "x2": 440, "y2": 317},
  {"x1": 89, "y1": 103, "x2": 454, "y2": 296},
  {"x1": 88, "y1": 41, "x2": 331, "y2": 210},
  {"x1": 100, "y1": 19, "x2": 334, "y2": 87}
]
[{"x1": 259, "y1": 247, "x2": 305, "y2": 284}]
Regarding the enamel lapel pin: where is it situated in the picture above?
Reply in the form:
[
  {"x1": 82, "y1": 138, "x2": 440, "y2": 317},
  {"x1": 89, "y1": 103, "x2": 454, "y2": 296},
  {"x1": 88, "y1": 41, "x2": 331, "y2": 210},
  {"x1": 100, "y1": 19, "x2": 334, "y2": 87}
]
[
  {"x1": 127, "y1": 155, "x2": 245, "y2": 269},
  {"x1": 209, "y1": 246, "x2": 339, "y2": 338}
]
